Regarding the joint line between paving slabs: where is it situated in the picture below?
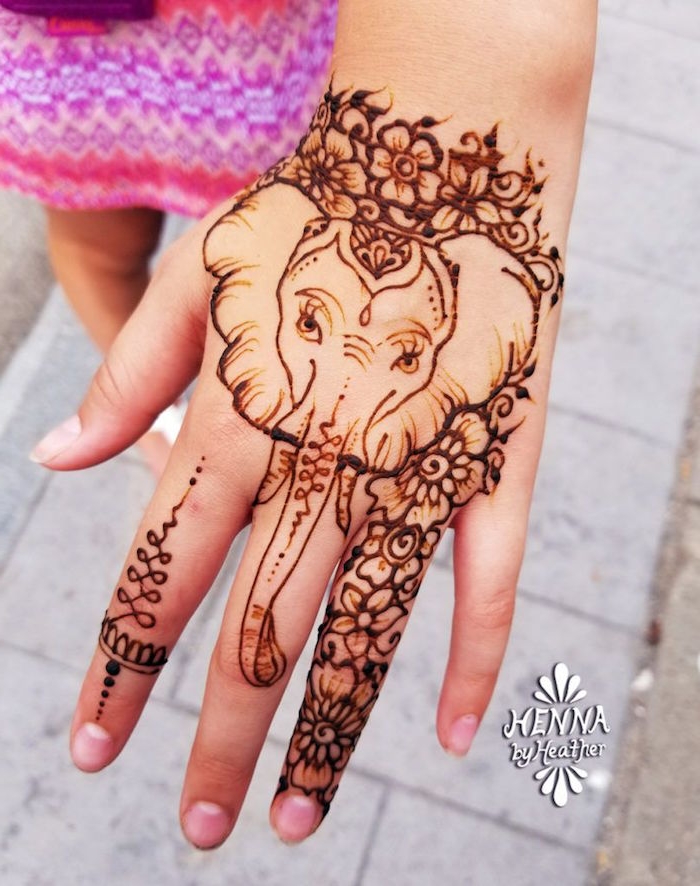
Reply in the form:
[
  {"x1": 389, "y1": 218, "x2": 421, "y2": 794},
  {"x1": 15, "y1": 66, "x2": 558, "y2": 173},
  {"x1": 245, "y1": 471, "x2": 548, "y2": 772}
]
[
  {"x1": 352, "y1": 786, "x2": 390, "y2": 886},
  {"x1": 566, "y1": 246, "x2": 698, "y2": 297},
  {"x1": 598, "y1": 10, "x2": 700, "y2": 48},
  {"x1": 548, "y1": 404, "x2": 672, "y2": 449},
  {"x1": 587, "y1": 114, "x2": 700, "y2": 157},
  {"x1": 517, "y1": 586, "x2": 638, "y2": 636}
]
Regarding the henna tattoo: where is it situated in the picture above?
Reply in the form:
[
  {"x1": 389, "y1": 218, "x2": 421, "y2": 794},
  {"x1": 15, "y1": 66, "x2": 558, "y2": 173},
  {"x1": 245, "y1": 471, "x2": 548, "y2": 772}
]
[
  {"x1": 279, "y1": 413, "x2": 504, "y2": 812},
  {"x1": 95, "y1": 459, "x2": 204, "y2": 721},
  {"x1": 207, "y1": 83, "x2": 563, "y2": 811}
]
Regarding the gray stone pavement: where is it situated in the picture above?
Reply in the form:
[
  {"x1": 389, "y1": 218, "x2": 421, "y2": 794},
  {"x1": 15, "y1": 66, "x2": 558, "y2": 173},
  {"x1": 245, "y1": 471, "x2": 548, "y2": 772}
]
[
  {"x1": 0, "y1": 190, "x2": 52, "y2": 373},
  {"x1": 1, "y1": 6, "x2": 699, "y2": 885},
  {"x1": 592, "y1": 369, "x2": 700, "y2": 886}
]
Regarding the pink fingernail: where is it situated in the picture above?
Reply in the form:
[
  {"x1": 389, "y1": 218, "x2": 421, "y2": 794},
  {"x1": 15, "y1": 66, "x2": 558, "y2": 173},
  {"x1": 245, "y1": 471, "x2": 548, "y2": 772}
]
[
  {"x1": 71, "y1": 722, "x2": 113, "y2": 771},
  {"x1": 30, "y1": 414, "x2": 81, "y2": 463},
  {"x1": 273, "y1": 794, "x2": 320, "y2": 843},
  {"x1": 183, "y1": 802, "x2": 231, "y2": 850},
  {"x1": 447, "y1": 714, "x2": 480, "y2": 756}
]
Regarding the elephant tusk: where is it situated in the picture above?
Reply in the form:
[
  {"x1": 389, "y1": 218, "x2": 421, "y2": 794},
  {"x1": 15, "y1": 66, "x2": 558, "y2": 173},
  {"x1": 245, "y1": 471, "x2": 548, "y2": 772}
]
[
  {"x1": 255, "y1": 438, "x2": 297, "y2": 506},
  {"x1": 334, "y1": 454, "x2": 366, "y2": 535}
]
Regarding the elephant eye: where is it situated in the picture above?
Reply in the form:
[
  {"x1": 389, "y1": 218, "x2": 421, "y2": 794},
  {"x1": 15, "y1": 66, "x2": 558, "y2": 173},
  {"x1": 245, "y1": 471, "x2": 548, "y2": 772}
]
[
  {"x1": 392, "y1": 351, "x2": 421, "y2": 373},
  {"x1": 391, "y1": 332, "x2": 425, "y2": 374},
  {"x1": 296, "y1": 305, "x2": 322, "y2": 343}
]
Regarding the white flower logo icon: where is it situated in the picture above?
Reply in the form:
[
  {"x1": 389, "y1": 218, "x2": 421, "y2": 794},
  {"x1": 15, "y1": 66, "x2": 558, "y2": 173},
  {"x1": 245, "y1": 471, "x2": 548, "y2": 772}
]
[{"x1": 534, "y1": 760, "x2": 588, "y2": 808}]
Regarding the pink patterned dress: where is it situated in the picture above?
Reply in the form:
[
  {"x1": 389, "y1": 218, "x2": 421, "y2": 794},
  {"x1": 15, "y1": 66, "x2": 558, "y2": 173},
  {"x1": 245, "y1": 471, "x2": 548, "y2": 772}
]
[{"x1": 0, "y1": 0, "x2": 336, "y2": 216}]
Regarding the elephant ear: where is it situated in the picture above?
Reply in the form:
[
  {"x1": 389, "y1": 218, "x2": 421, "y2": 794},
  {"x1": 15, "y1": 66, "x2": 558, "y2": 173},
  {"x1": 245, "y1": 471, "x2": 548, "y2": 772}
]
[
  {"x1": 204, "y1": 185, "x2": 317, "y2": 431},
  {"x1": 365, "y1": 234, "x2": 544, "y2": 471}
]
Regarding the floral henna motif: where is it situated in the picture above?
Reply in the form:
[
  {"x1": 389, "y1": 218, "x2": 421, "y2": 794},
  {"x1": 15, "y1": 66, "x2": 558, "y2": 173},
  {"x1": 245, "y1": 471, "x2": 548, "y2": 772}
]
[
  {"x1": 206, "y1": 84, "x2": 564, "y2": 814},
  {"x1": 257, "y1": 85, "x2": 561, "y2": 293},
  {"x1": 95, "y1": 460, "x2": 204, "y2": 721},
  {"x1": 278, "y1": 412, "x2": 507, "y2": 813}
]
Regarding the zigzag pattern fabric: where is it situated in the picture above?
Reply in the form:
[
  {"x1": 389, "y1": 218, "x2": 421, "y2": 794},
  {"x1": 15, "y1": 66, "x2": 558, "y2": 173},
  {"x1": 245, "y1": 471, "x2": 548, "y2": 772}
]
[{"x1": 0, "y1": 0, "x2": 337, "y2": 215}]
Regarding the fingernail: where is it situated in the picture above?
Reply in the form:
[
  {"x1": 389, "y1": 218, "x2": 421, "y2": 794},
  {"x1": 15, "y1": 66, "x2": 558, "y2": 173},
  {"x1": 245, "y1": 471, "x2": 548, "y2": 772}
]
[
  {"x1": 30, "y1": 414, "x2": 81, "y2": 463},
  {"x1": 447, "y1": 714, "x2": 480, "y2": 756},
  {"x1": 71, "y1": 722, "x2": 113, "y2": 771},
  {"x1": 273, "y1": 794, "x2": 320, "y2": 843},
  {"x1": 183, "y1": 802, "x2": 231, "y2": 850}
]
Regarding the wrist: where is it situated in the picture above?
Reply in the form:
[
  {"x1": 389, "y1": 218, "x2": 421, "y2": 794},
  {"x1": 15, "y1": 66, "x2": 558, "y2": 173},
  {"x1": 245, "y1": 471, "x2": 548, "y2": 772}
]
[{"x1": 331, "y1": 0, "x2": 597, "y2": 114}]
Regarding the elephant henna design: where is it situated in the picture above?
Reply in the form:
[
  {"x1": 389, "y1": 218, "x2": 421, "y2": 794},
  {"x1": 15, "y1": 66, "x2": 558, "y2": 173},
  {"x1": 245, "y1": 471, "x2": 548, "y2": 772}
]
[{"x1": 205, "y1": 85, "x2": 563, "y2": 811}]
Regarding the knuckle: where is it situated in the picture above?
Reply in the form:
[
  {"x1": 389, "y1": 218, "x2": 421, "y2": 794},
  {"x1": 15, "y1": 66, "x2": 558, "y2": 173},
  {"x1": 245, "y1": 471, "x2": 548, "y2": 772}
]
[
  {"x1": 189, "y1": 747, "x2": 248, "y2": 792},
  {"x1": 458, "y1": 660, "x2": 499, "y2": 686},
  {"x1": 210, "y1": 635, "x2": 250, "y2": 690},
  {"x1": 190, "y1": 404, "x2": 264, "y2": 475},
  {"x1": 151, "y1": 239, "x2": 181, "y2": 283},
  {"x1": 468, "y1": 585, "x2": 515, "y2": 632},
  {"x1": 91, "y1": 356, "x2": 133, "y2": 414}
]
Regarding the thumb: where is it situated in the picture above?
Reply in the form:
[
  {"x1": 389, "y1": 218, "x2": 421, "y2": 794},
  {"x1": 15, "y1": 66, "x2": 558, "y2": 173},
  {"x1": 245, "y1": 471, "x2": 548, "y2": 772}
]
[{"x1": 30, "y1": 230, "x2": 211, "y2": 471}]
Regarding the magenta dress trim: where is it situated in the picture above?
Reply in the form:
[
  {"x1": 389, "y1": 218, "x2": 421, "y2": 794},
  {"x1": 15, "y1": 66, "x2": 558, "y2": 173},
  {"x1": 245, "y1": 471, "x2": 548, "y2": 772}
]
[{"x1": 0, "y1": 0, "x2": 337, "y2": 215}]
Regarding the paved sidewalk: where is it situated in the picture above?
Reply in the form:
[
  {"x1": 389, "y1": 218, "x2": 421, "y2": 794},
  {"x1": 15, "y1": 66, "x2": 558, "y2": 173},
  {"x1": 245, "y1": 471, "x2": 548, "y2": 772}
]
[
  {"x1": 0, "y1": 190, "x2": 52, "y2": 373},
  {"x1": 593, "y1": 368, "x2": 700, "y2": 886},
  {"x1": 1, "y1": 6, "x2": 699, "y2": 885}
]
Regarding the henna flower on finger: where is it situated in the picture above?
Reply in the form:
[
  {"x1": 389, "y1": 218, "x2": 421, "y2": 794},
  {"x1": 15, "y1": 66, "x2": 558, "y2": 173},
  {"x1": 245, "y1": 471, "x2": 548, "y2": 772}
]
[
  {"x1": 356, "y1": 522, "x2": 440, "y2": 592},
  {"x1": 287, "y1": 666, "x2": 373, "y2": 793},
  {"x1": 373, "y1": 415, "x2": 492, "y2": 524},
  {"x1": 408, "y1": 432, "x2": 479, "y2": 521},
  {"x1": 326, "y1": 583, "x2": 407, "y2": 662}
]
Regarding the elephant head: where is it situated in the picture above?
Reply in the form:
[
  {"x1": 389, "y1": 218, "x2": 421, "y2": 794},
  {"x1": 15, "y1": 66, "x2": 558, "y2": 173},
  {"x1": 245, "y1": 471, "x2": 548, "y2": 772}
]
[{"x1": 205, "y1": 185, "x2": 539, "y2": 686}]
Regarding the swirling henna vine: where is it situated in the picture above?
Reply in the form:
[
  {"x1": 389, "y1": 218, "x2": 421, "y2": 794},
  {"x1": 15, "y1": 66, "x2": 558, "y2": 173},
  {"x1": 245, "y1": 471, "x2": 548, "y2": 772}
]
[
  {"x1": 279, "y1": 414, "x2": 506, "y2": 813},
  {"x1": 206, "y1": 84, "x2": 563, "y2": 811},
  {"x1": 95, "y1": 459, "x2": 204, "y2": 721}
]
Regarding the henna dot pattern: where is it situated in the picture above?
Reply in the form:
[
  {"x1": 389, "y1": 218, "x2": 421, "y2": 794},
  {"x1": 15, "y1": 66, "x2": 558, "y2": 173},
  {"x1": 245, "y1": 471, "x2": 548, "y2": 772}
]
[
  {"x1": 95, "y1": 459, "x2": 204, "y2": 720},
  {"x1": 95, "y1": 661, "x2": 120, "y2": 723}
]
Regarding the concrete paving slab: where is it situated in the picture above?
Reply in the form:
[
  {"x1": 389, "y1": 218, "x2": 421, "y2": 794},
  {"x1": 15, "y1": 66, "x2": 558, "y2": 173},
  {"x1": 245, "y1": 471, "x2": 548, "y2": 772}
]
[
  {"x1": 550, "y1": 253, "x2": 700, "y2": 445},
  {"x1": 361, "y1": 787, "x2": 586, "y2": 886},
  {"x1": 0, "y1": 643, "x2": 385, "y2": 886},
  {"x1": 0, "y1": 293, "x2": 99, "y2": 569},
  {"x1": 684, "y1": 499, "x2": 700, "y2": 562},
  {"x1": 590, "y1": 14, "x2": 700, "y2": 152},
  {"x1": 0, "y1": 191, "x2": 52, "y2": 374},
  {"x1": 600, "y1": 0, "x2": 700, "y2": 41},
  {"x1": 520, "y1": 409, "x2": 673, "y2": 629},
  {"x1": 569, "y1": 122, "x2": 700, "y2": 291}
]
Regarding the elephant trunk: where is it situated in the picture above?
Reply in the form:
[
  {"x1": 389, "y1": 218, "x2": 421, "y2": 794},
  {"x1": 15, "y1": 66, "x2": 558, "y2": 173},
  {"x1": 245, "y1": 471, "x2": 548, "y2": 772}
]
[{"x1": 239, "y1": 419, "x2": 348, "y2": 687}]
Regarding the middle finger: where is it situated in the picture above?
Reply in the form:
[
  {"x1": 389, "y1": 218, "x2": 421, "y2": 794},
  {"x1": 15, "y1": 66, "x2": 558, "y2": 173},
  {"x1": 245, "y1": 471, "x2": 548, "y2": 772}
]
[{"x1": 179, "y1": 455, "x2": 356, "y2": 848}]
